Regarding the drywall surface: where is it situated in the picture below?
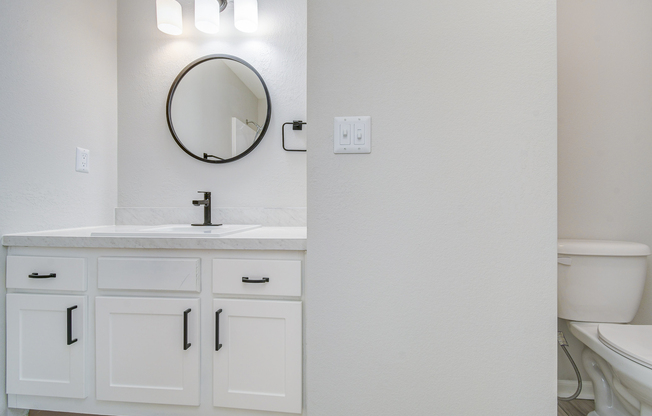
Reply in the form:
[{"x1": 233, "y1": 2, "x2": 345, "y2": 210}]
[
  {"x1": 0, "y1": 0, "x2": 117, "y2": 414},
  {"x1": 117, "y1": 0, "x2": 306, "y2": 208},
  {"x1": 306, "y1": 1, "x2": 557, "y2": 415},
  {"x1": 0, "y1": 0, "x2": 118, "y2": 232},
  {"x1": 557, "y1": 0, "x2": 652, "y2": 383}
]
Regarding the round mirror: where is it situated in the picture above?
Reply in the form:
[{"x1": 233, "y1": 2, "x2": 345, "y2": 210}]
[{"x1": 166, "y1": 55, "x2": 271, "y2": 163}]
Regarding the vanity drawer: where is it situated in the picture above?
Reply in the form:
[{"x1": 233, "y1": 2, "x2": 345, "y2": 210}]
[
  {"x1": 98, "y1": 257, "x2": 200, "y2": 292},
  {"x1": 212, "y1": 259, "x2": 301, "y2": 297},
  {"x1": 6, "y1": 255, "x2": 87, "y2": 291}
]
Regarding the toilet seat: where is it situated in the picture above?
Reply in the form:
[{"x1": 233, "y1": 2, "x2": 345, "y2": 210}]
[{"x1": 598, "y1": 324, "x2": 652, "y2": 369}]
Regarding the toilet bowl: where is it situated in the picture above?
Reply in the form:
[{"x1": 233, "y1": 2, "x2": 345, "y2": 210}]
[
  {"x1": 569, "y1": 322, "x2": 652, "y2": 416},
  {"x1": 558, "y1": 239, "x2": 652, "y2": 416}
]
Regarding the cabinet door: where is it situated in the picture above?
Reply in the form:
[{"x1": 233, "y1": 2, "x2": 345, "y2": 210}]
[
  {"x1": 6, "y1": 293, "x2": 87, "y2": 398},
  {"x1": 213, "y1": 299, "x2": 302, "y2": 414},
  {"x1": 96, "y1": 297, "x2": 200, "y2": 406}
]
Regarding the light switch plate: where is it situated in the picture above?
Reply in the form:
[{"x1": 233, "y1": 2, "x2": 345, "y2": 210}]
[{"x1": 334, "y1": 116, "x2": 371, "y2": 154}]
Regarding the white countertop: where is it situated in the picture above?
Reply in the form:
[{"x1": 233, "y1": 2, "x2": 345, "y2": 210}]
[{"x1": 2, "y1": 225, "x2": 307, "y2": 251}]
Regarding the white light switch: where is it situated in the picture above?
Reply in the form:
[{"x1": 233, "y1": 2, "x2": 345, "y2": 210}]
[
  {"x1": 334, "y1": 116, "x2": 371, "y2": 154},
  {"x1": 340, "y1": 124, "x2": 351, "y2": 145},
  {"x1": 354, "y1": 124, "x2": 365, "y2": 145}
]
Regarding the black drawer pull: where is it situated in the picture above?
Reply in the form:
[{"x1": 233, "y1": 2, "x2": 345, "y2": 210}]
[
  {"x1": 67, "y1": 306, "x2": 78, "y2": 345},
  {"x1": 215, "y1": 309, "x2": 223, "y2": 351},
  {"x1": 242, "y1": 277, "x2": 269, "y2": 283},
  {"x1": 183, "y1": 308, "x2": 192, "y2": 350},
  {"x1": 29, "y1": 273, "x2": 56, "y2": 279}
]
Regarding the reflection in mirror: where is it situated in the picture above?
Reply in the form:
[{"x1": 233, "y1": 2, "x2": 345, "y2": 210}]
[{"x1": 166, "y1": 55, "x2": 271, "y2": 163}]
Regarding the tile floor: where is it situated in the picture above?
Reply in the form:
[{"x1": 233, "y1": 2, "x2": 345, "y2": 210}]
[{"x1": 558, "y1": 399, "x2": 594, "y2": 416}]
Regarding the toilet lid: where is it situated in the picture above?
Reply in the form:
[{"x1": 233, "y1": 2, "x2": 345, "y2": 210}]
[{"x1": 598, "y1": 324, "x2": 652, "y2": 369}]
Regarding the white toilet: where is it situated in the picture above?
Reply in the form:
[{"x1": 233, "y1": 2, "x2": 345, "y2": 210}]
[{"x1": 558, "y1": 239, "x2": 652, "y2": 416}]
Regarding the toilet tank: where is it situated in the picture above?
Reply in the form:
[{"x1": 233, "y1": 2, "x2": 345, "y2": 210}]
[{"x1": 558, "y1": 239, "x2": 651, "y2": 323}]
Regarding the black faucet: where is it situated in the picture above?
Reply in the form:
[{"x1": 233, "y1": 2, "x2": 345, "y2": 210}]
[{"x1": 191, "y1": 191, "x2": 222, "y2": 226}]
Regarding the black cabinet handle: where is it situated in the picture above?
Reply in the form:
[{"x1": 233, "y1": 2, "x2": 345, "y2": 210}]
[
  {"x1": 215, "y1": 309, "x2": 223, "y2": 351},
  {"x1": 29, "y1": 273, "x2": 56, "y2": 279},
  {"x1": 242, "y1": 277, "x2": 269, "y2": 283},
  {"x1": 183, "y1": 308, "x2": 191, "y2": 350},
  {"x1": 67, "y1": 306, "x2": 78, "y2": 345}
]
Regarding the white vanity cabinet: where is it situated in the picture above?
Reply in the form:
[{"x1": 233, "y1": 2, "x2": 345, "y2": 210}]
[
  {"x1": 6, "y1": 255, "x2": 87, "y2": 291},
  {"x1": 212, "y1": 258, "x2": 303, "y2": 413},
  {"x1": 5, "y1": 254, "x2": 88, "y2": 399},
  {"x1": 4, "y1": 245, "x2": 305, "y2": 416},
  {"x1": 95, "y1": 296, "x2": 201, "y2": 406},
  {"x1": 213, "y1": 299, "x2": 302, "y2": 414},
  {"x1": 6, "y1": 293, "x2": 87, "y2": 399}
]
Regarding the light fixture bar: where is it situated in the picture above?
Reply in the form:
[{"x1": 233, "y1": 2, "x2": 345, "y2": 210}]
[{"x1": 158, "y1": 0, "x2": 254, "y2": 35}]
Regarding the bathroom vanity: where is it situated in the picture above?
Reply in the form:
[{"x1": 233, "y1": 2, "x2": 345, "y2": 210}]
[{"x1": 2, "y1": 225, "x2": 306, "y2": 416}]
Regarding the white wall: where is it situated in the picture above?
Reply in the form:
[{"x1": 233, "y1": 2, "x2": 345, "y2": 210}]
[
  {"x1": 0, "y1": 0, "x2": 117, "y2": 414},
  {"x1": 306, "y1": 1, "x2": 557, "y2": 415},
  {"x1": 557, "y1": 0, "x2": 652, "y2": 383},
  {"x1": 117, "y1": 0, "x2": 306, "y2": 209}
]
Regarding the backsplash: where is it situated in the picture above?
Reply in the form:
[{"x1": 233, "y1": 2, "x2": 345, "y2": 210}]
[{"x1": 115, "y1": 207, "x2": 306, "y2": 227}]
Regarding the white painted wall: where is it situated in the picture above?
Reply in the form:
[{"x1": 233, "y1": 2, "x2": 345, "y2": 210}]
[
  {"x1": 557, "y1": 0, "x2": 652, "y2": 384},
  {"x1": 306, "y1": 1, "x2": 557, "y2": 415},
  {"x1": 117, "y1": 0, "x2": 306, "y2": 209},
  {"x1": 0, "y1": 0, "x2": 117, "y2": 414}
]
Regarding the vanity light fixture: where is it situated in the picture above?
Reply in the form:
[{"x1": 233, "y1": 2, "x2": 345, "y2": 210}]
[
  {"x1": 195, "y1": 0, "x2": 226, "y2": 34},
  {"x1": 156, "y1": 0, "x2": 183, "y2": 35},
  {"x1": 157, "y1": 0, "x2": 258, "y2": 35},
  {"x1": 234, "y1": 0, "x2": 258, "y2": 33}
]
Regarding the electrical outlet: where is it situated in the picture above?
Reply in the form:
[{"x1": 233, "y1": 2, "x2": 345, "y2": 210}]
[{"x1": 76, "y1": 147, "x2": 89, "y2": 173}]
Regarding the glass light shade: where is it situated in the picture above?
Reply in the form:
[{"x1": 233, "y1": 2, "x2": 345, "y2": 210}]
[
  {"x1": 195, "y1": 0, "x2": 220, "y2": 34},
  {"x1": 234, "y1": 0, "x2": 258, "y2": 33},
  {"x1": 156, "y1": 0, "x2": 183, "y2": 35}
]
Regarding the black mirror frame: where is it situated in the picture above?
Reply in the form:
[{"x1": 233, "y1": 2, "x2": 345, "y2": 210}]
[{"x1": 166, "y1": 54, "x2": 272, "y2": 164}]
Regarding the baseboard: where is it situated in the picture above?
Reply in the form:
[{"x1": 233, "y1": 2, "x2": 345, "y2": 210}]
[{"x1": 558, "y1": 379, "x2": 594, "y2": 400}]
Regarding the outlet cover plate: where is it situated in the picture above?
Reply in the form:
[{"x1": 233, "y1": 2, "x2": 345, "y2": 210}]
[{"x1": 76, "y1": 147, "x2": 89, "y2": 173}]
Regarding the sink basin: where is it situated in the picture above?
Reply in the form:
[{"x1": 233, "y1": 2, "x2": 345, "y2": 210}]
[{"x1": 91, "y1": 224, "x2": 261, "y2": 238}]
